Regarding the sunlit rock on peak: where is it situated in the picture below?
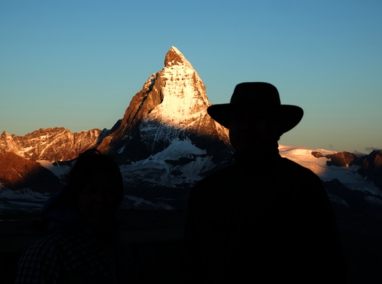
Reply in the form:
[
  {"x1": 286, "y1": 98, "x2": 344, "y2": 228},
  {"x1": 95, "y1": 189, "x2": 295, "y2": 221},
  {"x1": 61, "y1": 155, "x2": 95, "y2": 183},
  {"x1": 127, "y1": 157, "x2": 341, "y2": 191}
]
[{"x1": 164, "y1": 46, "x2": 193, "y2": 68}]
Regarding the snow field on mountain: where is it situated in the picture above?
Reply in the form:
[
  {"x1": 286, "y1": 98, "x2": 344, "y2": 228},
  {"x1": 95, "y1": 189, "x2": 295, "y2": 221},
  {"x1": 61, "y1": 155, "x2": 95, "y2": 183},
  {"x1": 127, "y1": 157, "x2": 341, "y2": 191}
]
[
  {"x1": 279, "y1": 145, "x2": 382, "y2": 196},
  {"x1": 120, "y1": 137, "x2": 215, "y2": 187},
  {"x1": 147, "y1": 62, "x2": 208, "y2": 125}
]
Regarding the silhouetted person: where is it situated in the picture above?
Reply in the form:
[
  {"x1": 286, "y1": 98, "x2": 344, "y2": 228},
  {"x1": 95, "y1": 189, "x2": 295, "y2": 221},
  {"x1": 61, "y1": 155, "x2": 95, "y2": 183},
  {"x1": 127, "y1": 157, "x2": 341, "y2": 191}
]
[
  {"x1": 15, "y1": 149, "x2": 136, "y2": 283},
  {"x1": 185, "y1": 83, "x2": 346, "y2": 283}
]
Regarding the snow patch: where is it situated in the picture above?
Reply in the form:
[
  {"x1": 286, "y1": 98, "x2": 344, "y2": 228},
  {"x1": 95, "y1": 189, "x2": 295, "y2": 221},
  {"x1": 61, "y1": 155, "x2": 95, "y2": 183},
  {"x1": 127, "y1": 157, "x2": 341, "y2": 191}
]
[
  {"x1": 122, "y1": 195, "x2": 173, "y2": 210},
  {"x1": 117, "y1": 145, "x2": 126, "y2": 154},
  {"x1": 37, "y1": 160, "x2": 71, "y2": 179}
]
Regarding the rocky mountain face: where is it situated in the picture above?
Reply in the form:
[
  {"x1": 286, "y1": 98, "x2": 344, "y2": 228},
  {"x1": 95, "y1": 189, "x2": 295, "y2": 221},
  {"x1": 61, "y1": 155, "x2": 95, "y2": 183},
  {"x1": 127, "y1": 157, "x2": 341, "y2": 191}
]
[
  {"x1": 95, "y1": 47, "x2": 232, "y2": 204},
  {"x1": 311, "y1": 151, "x2": 363, "y2": 167},
  {"x1": 358, "y1": 150, "x2": 382, "y2": 190},
  {"x1": 0, "y1": 127, "x2": 101, "y2": 162},
  {"x1": 97, "y1": 46, "x2": 230, "y2": 162},
  {"x1": 0, "y1": 152, "x2": 61, "y2": 192}
]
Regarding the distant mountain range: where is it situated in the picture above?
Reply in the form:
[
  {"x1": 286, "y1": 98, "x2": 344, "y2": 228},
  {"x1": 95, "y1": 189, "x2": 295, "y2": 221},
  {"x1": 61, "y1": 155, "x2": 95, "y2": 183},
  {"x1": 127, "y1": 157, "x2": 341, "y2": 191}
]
[{"x1": 0, "y1": 46, "x2": 381, "y2": 216}]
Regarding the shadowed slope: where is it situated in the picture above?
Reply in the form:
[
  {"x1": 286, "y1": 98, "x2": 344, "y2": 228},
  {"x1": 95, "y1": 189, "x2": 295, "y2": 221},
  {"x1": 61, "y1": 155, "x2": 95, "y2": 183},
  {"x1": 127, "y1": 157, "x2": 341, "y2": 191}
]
[{"x1": 0, "y1": 152, "x2": 61, "y2": 192}]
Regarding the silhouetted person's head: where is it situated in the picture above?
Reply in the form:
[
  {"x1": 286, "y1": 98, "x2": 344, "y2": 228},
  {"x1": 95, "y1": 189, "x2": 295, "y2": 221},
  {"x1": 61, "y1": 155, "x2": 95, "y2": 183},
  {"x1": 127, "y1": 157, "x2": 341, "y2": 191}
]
[
  {"x1": 228, "y1": 112, "x2": 280, "y2": 155},
  {"x1": 64, "y1": 149, "x2": 123, "y2": 226},
  {"x1": 207, "y1": 82, "x2": 303, "y2": 156}
]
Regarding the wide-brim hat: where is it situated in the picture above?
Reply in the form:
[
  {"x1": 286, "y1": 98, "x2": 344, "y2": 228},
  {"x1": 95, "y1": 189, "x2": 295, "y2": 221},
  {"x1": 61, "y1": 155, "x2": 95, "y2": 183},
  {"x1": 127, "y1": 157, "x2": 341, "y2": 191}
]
[{"x1": 207, "y1": 82, "x2": 303, "y2": 134}]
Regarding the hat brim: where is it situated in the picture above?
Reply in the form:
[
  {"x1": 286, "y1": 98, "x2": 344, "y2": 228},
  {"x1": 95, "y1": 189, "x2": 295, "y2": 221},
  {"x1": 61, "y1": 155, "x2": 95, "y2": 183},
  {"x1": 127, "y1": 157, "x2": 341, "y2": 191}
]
[{"x1": 207, "y1": 104, "x2": 303, "y2": 134}]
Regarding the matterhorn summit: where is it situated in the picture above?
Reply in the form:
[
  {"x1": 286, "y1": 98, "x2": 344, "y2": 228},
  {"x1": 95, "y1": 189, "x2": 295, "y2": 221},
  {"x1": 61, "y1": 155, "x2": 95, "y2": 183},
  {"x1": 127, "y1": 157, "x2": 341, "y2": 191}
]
[
  {"x1": 98, "y1": 46, "x2": 230, "y2": 161},
  {"x1": 145, "y1": 46, "x2": 210, "y2": 127},
  {"x1": 138, "y1": 47, "x2": 229, "y2": 152},
  {"x1": 96, "y1": 47, "x2": 232, "y2": 205}
]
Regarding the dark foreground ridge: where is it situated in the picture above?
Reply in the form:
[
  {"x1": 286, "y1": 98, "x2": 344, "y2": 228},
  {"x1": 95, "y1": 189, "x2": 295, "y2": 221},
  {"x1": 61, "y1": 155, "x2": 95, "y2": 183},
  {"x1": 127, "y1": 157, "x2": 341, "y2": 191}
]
[{"x1": 1, "y1": 206, "x2": 382, "y2": 283}]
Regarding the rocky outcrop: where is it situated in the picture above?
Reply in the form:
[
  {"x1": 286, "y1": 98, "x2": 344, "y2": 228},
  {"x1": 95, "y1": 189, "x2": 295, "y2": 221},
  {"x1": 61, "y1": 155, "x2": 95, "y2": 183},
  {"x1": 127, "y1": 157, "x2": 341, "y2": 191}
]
[
  {"x1": 326, "y1": 152, "x2": 363, "y2": 167},
  {"x1": 312, "y1": 149, "x2": 382, "y2": 191},
  {"x1": 0, "y1": 127, "x2": 101, "y2": 161},
  {"x1": 311, "y1": 151, "x2": 363, "y2": 167},
  {"x1": 164, "y1": 46, "x2": 193, "y2": 68},
  {"x1": 358, "y1": 150, "x2": 382, "y2": 190},
  {"x1": 311, "y1": 151, "x2": 324, "y2": 158},
  {"x1": 0, "y1": 152, "x2": 61, "y2": 192}
]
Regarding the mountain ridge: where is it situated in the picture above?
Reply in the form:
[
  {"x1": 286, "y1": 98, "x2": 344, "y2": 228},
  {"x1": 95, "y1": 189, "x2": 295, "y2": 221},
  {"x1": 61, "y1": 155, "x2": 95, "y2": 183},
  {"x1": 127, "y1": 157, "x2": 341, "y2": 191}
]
[
  {"x1": 0, "y1": 127, "x2": 100, "y2": 162},
  {"x1": 0, "y1": 46, "x2": 381, "y2": 212}
]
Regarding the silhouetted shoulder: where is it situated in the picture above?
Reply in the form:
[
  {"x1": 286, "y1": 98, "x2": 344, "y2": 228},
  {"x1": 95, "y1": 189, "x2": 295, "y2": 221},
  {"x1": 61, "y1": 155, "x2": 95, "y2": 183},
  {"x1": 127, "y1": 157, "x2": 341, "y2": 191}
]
[
  {"x1": 278, "y1": 157, "x2": 332, "y2": 209},
  {"x1": 280, "y1": 157, "x2": 322, "y2": 182},
  {"x1": 16, "y1": 232, "x2": 76, "y2": 283},
  {"x1": 16, "y1": 231, "x2": 136, "y2": 283}
]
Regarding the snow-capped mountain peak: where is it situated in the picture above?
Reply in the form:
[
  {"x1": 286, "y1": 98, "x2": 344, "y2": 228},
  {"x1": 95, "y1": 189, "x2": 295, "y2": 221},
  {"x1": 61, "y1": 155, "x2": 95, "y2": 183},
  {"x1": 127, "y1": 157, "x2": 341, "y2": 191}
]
[
  {"x1": 164, "y1": 46, "x2": 194, "y2": 69},
  {"x1": 145, "y1": 47, "x2": 210, "y2": 126},
  {"x1": 97, "y1": 46, "x2": 230, "y2": 160}
]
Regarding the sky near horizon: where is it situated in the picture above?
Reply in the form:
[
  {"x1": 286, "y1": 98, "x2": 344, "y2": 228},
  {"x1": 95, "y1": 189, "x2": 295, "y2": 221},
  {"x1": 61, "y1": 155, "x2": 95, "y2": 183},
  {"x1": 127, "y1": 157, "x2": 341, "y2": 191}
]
[{"x1": 1, "y1": 0, "x2": 381, "y2": 154}]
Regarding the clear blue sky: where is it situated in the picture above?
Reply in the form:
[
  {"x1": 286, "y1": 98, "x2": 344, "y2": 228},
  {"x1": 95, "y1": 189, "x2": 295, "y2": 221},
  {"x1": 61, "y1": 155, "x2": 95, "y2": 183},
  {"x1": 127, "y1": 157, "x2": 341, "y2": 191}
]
[{"x1": 1, "y1": 0, "x2": 381, "y2": 153}]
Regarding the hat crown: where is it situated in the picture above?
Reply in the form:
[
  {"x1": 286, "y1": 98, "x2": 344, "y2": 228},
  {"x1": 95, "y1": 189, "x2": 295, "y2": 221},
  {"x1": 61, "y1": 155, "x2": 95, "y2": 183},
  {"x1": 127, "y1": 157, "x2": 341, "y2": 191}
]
[
  {"x1": 230, "y1": 82, "x2": 281, "y2": 106},
  {"x1": 206, "y1": 81, "x2": 303, "y2": 134}
]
